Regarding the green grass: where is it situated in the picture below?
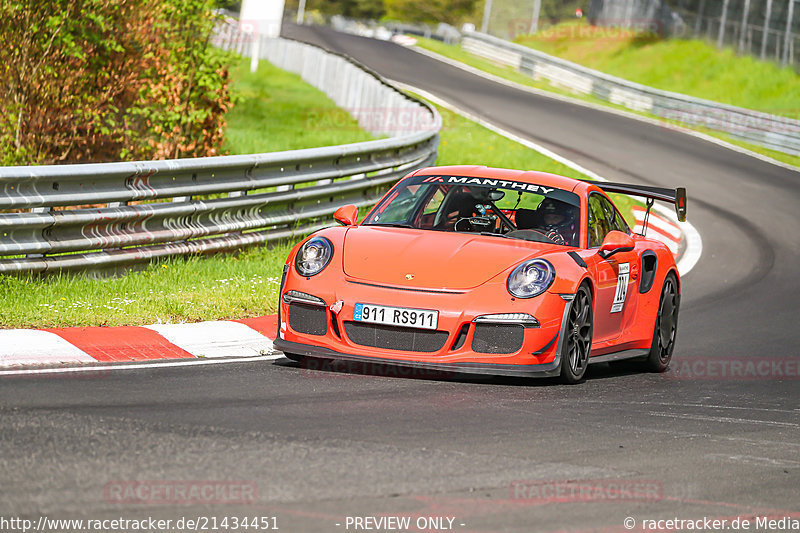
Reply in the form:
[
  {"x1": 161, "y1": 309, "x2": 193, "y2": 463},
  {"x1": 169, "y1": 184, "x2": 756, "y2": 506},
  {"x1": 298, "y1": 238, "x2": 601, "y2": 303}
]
[
  {"x1": 0, "y1": 58, "x2": 373, "y2": 329},
  {"x1": 0, "y1": 244, "x2": 293, "y2": 328},
  {"x1": 516, "y1": 21, "x2": 800, "y2": 118},
  {"x1": 434, "y1": 104, "x2": 586, "y2": 177},
  {"x1": 223, "y1": 58, "x2": 375, "y2": 154},
  {"x1": 1, "y1": 59, "x2": 639, "y2": 329},
  {"x1": 413, "y1": 34, "x2": 800, "y2": 168}
]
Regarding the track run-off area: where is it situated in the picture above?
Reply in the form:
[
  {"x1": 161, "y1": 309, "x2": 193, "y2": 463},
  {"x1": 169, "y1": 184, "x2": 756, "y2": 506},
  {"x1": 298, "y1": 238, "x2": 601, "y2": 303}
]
[{"x1": 2, "y1": 24, "x2": 799, "y2": 532}]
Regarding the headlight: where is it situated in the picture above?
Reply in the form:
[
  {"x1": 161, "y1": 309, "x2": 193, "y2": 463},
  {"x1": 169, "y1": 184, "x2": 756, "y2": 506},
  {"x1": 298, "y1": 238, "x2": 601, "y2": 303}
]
[
  {"x1": 295, "y1": 237, "x2": 333, "y2": 277},
  {"x1": 507, "y1": 259, "x2": 555, "y2": 299}
]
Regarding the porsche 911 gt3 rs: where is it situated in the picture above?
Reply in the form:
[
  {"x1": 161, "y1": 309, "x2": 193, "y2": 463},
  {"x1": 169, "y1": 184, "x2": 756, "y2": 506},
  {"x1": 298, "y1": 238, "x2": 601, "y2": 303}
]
[{"x1": 274, "y1": 166, "x2": 686, "y2": 383}]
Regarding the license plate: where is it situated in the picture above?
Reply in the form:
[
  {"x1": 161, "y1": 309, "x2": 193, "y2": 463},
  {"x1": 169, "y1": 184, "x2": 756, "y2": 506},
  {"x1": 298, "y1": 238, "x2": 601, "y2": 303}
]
[{"x1": 354, "y1": 303, "x2": 439, "y2": 330}]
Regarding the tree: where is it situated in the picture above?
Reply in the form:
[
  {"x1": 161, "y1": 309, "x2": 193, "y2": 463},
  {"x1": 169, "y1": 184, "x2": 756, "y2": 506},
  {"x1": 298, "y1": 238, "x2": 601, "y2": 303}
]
[
  {"x1": 384, "y1": 0, "x2": 478, "y2": 25},
  {"x1": 283, "y1": 0, "x2": 386, "y2": 20}
]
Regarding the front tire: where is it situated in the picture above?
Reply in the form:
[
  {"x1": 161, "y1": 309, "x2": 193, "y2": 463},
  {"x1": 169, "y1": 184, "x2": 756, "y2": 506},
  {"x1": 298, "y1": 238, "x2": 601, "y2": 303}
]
[
  {"x1": 560, "y1": 284, "x2": 593, "y2": 384},
  {"x1": 645, "y1": 272, "x2": 680, "y2": 372}
]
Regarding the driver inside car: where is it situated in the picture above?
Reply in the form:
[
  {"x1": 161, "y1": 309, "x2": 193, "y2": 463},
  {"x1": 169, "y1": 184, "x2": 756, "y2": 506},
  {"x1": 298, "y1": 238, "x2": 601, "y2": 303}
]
[
  {"x1": 437, "y1": 189, "x2": 478, "y2": 230},
  {"x1": 534, "y1": 198, "x2": 578, "y2": 246}
]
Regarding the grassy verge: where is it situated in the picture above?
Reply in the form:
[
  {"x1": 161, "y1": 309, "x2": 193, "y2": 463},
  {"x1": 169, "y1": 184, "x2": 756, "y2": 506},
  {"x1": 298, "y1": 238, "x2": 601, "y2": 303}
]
[
  {"x1": 516, "y1": 21, "x2": 800, "y2": 118},
  {"x1": 0, "y1": 59, "x2": 371, "y2": 328},
  {"x1": 0, "y1": 244, "x2": 293, "y2": 328},
  {"x1": 1, "y1": 60, "x2": 636, "y2": 329},
  {"x1": 223, "y1": 58, "x2": 374, "y2": 154},
  {"x1": 413, "y1": 35, "x2": 800, "y2": 168}
]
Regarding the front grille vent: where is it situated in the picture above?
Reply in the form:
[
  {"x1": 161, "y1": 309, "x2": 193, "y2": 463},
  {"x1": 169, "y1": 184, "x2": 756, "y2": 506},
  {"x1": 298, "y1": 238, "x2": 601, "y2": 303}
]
[
  {"x1": 472, "y1": 324, "x2": 524, "y2": 354},
  {"x1": 344, "y1": 322, "x2": 448, "y2": 353},
  {"x1": 289, "y1": 303, "x2": 327, "y2": 336}
]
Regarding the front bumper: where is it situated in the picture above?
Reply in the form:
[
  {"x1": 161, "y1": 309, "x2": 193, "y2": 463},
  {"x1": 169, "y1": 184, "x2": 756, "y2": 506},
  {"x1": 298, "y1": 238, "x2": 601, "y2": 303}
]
[
  {"x1": 273, "y1": 338, "x2": 564, "y2": 378},
  {"x1": 276, "y1": 277, "x2": 577, "y2": 377}
]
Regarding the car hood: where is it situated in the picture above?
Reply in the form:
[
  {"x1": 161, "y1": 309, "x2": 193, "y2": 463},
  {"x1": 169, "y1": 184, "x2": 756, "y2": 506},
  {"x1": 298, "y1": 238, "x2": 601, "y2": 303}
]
[{"x1": 342, "y1": 226, "x2": 552, "y2": 290}]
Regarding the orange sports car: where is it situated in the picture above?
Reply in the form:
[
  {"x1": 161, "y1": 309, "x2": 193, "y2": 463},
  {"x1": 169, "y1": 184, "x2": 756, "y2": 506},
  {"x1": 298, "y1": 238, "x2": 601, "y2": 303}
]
[{"x1": 274, "y1": 166, "x2": 686, "y2": 383}]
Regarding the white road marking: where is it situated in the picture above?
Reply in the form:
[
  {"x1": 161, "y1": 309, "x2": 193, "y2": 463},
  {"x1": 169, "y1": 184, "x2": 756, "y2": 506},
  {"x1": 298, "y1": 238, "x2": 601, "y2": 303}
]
[
  {"x1": 585, "y1": 399, "x2": 800, "y2": 415},
  {"x1": 144, "y1": 321, "x2": 277, "y2": 358},
  {"x1": 649, "y1": 411, "x2": 800, "y2": 428},
  {"x1": 0, "y1": 354, "x2": 286, "y2": 377},
  {"x1": 391, "y1": 35, "x2": 417, "y2": 46},
  {"x1": 0, "y1": 330, "x2": 96, "y2": 367},
  {"x1": 633, "y1": 207, "x2": 682, "y2": 239},
  {"x1": 394, "y1": 82, "x2": 703, "y2": 275},
  {"x1": 650, "y1": 202, "x2": 703, "y2": 276},
  {"x1": 633, "y1": 226, "x2": 679, "y2": 254},
  {"x1": 706, "y1": 453, "x2": 800, "y2": 468}
]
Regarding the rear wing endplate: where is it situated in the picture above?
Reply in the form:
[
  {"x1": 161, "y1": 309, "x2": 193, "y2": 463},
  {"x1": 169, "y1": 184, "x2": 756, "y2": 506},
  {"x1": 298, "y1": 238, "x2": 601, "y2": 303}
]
[{"x1": 581, "y1": 181, "x2": 687, "y2": 222}]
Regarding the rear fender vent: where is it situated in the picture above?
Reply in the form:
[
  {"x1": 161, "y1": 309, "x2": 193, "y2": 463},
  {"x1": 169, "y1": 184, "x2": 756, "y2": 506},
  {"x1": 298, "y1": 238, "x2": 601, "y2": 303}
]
[{"x1": 639, "y1": 251, "x2": 658, "y2": 294}]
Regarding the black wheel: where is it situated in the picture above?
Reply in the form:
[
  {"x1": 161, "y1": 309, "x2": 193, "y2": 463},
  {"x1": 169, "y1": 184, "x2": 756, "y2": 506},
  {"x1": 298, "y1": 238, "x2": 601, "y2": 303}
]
[
  {"x1": 645, "y1": 272, "x2": 680, "y2": 372},
  {"x1": 283, "y1": 353, "x2": 306, "y2": 364},
  {"x1": 560, "y1": 284, "x2": 593, "y2": 384}
]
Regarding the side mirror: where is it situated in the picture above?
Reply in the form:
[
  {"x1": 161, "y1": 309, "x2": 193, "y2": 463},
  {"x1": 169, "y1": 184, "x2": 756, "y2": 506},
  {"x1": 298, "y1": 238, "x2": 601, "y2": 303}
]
[
  {"x1": 598, "y1": 230, "x2": 635, "y2": 259},
  {"x1": 334, "y1": 204, "x2": 359, "y2": 226}
]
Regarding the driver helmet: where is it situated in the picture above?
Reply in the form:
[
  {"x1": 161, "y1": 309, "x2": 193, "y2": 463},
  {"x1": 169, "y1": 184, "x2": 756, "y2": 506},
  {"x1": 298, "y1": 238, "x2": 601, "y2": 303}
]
[
  {"x1": 448, "y1": 189, "x2": 478, "y2": 218},
  {"x1": 538, "y1": 198, "x2": 576, "y2": 229}
]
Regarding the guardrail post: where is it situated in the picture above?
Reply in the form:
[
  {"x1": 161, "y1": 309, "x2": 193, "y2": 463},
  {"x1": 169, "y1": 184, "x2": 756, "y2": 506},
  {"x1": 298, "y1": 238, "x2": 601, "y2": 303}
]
[
  {"x1": 717, "y1": 0, "x2": 731, "y2": 49},
  {"x1": 739, "y1": 0, "x2": 752, "y2": 53},
  {"x1": 761, "y1": 0, "x2": 773, "y2": 60},
  {"x1": 481, "y1": 0, "x2": 493, "y2": 34},
  {"x1": 693, "y1": 0, "x2": 706, "y2": 38},
  {"x1": 783, "y1": 0, "x2": 797, "y2": 66}
]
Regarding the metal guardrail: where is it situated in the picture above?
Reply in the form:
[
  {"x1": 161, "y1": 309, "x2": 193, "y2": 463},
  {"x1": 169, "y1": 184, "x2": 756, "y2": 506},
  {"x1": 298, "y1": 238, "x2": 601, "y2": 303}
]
[
  {"x1": 462, "y1": 31, "x2": 800, "y2": 157},
  {"x1": 0, "y1": 35, "x2": 441, "y2": 274},
  {"x1": 326, "y1": 16, "x2": 461, "y2": 45}
]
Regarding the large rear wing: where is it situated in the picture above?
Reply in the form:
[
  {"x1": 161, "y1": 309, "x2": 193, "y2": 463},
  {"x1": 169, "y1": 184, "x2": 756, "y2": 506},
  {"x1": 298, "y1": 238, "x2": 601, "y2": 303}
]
[{"x1": 581, "y1": 180, "x2": 687, "y2": 222}]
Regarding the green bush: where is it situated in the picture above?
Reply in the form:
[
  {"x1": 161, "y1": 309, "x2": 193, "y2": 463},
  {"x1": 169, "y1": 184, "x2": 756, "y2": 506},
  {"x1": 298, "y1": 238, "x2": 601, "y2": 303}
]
[{"x1": 0, "y1": 0, "x2": 233, "y2": 166}]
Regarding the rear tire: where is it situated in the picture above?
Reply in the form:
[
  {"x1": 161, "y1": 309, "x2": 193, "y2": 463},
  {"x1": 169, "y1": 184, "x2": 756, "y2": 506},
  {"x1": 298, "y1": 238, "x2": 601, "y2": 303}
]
[
  {"x1": 559, "y1": 284, "x2": 593, "y2": 384},
  {"x1": 645, "y1": 272, "x2": 679, "y2": 372}
]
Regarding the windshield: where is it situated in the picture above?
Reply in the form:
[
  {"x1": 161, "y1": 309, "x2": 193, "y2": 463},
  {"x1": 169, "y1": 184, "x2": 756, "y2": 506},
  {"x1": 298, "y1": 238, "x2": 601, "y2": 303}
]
[{"x1": 363, "y1": 175, "x2": 581, "y2": 247}]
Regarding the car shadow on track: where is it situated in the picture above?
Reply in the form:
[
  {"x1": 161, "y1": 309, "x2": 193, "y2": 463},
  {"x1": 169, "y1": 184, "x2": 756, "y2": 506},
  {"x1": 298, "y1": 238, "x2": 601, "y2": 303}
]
[{"x1": 273, "y1": 356, "x2": 653, "y2": 387}]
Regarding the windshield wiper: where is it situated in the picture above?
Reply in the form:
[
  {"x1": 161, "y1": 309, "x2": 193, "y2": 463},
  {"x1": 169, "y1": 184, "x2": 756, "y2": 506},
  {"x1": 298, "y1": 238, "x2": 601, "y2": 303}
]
[{"x1": 480, "y1": 232, "x2": 509, "y2": 238}]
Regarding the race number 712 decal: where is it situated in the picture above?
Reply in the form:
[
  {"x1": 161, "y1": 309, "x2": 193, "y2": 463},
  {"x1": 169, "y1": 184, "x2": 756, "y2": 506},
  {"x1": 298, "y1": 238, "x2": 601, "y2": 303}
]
[{"x1": 611, "y1": 263, "x2": 630, "y2": 313}]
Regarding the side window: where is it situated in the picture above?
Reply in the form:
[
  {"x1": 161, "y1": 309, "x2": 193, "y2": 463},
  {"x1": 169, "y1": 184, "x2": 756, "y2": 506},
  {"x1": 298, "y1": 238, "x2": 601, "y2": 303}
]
[
  {"x1": 611, "y1": 208, "x2": 630, "y2": 234},
  {"x1": 599, "y1": 195, "x2": 629, "y2": 234},
  {"x1": 587, "y1": 194, "x2": 611, "y2": 247}
]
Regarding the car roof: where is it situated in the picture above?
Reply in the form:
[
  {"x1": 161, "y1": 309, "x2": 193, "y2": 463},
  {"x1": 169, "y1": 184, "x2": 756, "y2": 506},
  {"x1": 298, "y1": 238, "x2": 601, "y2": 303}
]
[{"x1": 410, "y1": 165, "x2": 603, "y2": 197}]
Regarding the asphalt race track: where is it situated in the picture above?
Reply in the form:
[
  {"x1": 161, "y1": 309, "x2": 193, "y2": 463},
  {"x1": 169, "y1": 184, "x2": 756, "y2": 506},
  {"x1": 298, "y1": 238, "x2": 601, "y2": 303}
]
[{"x1": 2, "y1": 25, "x2": 799, "y2": 532}]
